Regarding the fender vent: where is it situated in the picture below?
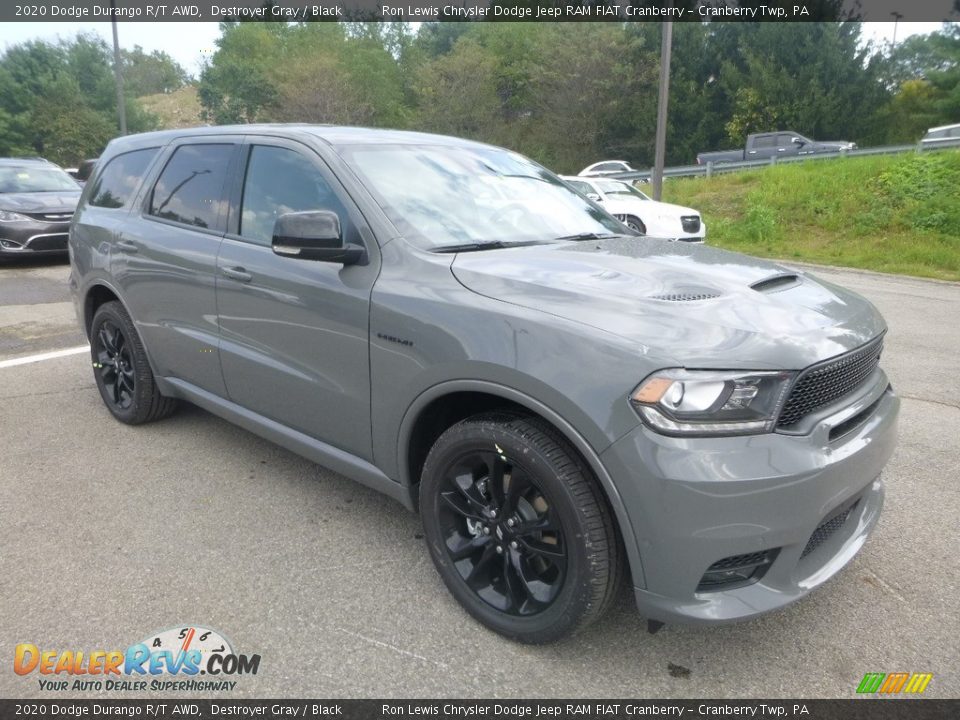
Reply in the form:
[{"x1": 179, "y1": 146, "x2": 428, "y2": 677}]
[{"x1": 751, "y1": 274, "x2": 801, "y2": 293}]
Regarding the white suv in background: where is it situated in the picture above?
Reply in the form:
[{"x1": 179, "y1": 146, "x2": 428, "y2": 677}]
[
  {"x1": 578, "y1": 160, "x2": 636, "y2": 177},
  {"x1": 562, "y1": 176, "x2": 706, "y2": 242}
]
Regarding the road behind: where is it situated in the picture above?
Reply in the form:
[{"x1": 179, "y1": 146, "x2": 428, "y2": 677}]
[{"x1": 1, "y1": 259, "x2": 957, "y2": 698}]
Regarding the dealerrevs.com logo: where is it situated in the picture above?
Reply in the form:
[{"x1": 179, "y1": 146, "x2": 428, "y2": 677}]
[{"x1": 14, "y1": 625, "x2": 260, "y2": 692}]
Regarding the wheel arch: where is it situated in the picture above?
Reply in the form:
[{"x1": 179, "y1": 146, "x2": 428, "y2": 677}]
[
  {"x1": 398, "y1": 380, "x2": 646, "y2": 588},
  {"x1": 83, "y1": 281, "x2": 123, "y2": 337},
  {"x1": 83, "y1": 280, "x2": 163, "y2": 380}
]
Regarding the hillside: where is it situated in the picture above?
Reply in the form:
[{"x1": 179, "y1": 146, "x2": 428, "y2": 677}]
[
  {"x1": 662, "y1": 150, "x2": 960, "y2": 281},
  {"x1": 138, "y1": 85, "x2": 203, "y2": 129}
]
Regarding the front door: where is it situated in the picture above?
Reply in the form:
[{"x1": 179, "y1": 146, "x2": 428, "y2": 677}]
[{"x1": 215, "y1": 138, "x2": 377, "y2": 460}]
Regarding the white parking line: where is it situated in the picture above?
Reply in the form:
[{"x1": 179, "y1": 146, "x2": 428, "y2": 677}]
[{"x1": 0, "y1": 345, "x2": 90, "y2": 369}]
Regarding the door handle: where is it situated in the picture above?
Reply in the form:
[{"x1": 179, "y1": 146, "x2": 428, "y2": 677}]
[
  {"x1": 222, "y1": 266, "x2": 252, "y2": 283},
  {"x1": 116, "y1": 240, "x2": 138, "y2": 253}
]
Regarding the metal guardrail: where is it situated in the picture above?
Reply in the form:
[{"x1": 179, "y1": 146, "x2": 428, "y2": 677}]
[{"x1": 611, "y1": 137, "x2": 960, "y2": 182}]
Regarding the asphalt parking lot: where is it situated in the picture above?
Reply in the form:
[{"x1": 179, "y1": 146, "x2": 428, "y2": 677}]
[{"x1": 1, "y1": 257, "x2": 958, "y2": 699}]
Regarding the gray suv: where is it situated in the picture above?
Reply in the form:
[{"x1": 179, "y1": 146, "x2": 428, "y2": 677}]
[{"x1": 69, "y1": 126, "x2": 899, "y2": 643}]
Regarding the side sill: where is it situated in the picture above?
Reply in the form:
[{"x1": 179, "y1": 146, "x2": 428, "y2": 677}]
[{"x1": 156, "y1": 376, "x2": 416, "y2": 511}]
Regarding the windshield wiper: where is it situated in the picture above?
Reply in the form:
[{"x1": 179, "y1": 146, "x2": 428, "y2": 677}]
[
  {"x1": 432, "y1": 239, "x2": 550, "y2": 254},
  {"x1": 553, "y1": 232, "x2": 619, "y2": 242}
]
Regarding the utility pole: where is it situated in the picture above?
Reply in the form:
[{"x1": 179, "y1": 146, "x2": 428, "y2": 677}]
[
  {"x1": 652, "y1": 20, "x2": 673, "y2": 202},
  {"x1": 891, "y1": 12, "x2": 904, "y2": 47},
  {"x1": 110, "y1": 0, "x2": 127, "y2": 135}
]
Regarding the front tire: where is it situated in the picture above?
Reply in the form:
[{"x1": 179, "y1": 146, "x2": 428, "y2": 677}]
[
  {"x1": 90, "y1": 301, "x2": 177, "y2": 425},
  {"x1": 419, "y1": 413, "x2": 622, "y2": 643},
  {"x1": 624, "y1": 215, "x2": 646, "y2": 234}
]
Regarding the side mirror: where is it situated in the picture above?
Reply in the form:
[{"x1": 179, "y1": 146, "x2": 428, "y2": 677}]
[
  {"x1": 586, "y1": 192, "x2": 602, "y2": 202},
  {"x1": 791, "y1": 136, "x2": 804, "y2": 145},
  {"x1": 271, "y1": 211, "x2": 364, "y2": 265}
]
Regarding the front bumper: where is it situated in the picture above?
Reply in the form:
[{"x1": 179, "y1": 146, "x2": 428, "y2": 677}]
[
  {"x1": 600, "y1": 371, "x2": 898, "y2": 624},
  {"x1": 0, "y1": 220, "x2": 71, "y2": 255}
]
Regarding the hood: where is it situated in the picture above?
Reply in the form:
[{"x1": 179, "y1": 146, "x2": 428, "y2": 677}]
[
  {"x1": 0, "y1": 191, "x2": 81, "y2": 214},
  {"x1": 451, "y1": 237, "x2": 886, "y2": 369},
  {"x1": 646, "y1": 199, "x2": 699, "y2": 217},
  {"x1": 604, "y1": 197, "x2": 699, "y2": 218}
]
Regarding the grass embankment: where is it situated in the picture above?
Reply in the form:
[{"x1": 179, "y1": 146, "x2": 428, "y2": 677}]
[
  {"x1": 139, "y1": 86, "x2": 203, "y2": 129},
  {"x1": 662, "y1": 150, "x2": 960, "y2": 281}
]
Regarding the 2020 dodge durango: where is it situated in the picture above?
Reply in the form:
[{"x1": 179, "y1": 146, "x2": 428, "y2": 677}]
[{"x1": 69, "y1": 126, "x2": 898, "y2": 643}]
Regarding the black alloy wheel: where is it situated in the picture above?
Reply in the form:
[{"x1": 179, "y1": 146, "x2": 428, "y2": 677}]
[
  {"x1": 89, "y1": 301, "x2": 178, "y2": 425},
  {"x1": 437, "y1": 448, "x2": 567, "y2": 616},
  {"x1": 94, "y1": 320, "x2": 136, "y2": 410},
  {"x1": 420, "y1": 413, "x2": 622, "y2": 643}
]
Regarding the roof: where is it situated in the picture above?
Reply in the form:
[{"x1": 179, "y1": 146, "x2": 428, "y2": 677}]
[
  {"x1": 104, "y1": 124, "x2": 493, "y2": 154},
  {"x1": 926, "y1": 122, "x2": 960, "y2": 133}
]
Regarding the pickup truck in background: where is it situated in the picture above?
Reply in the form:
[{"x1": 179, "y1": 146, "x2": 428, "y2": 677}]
[{"x1": 697, "y1": 131, "x2": 856, "y2": 165}]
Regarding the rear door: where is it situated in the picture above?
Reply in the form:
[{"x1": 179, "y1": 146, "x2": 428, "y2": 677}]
[
  {"x1": 113, "y1": 136, "x2": 242, "y2": 397},
  {"x1": 215, "y1": 136, "x2": 378, "y2": 459}
]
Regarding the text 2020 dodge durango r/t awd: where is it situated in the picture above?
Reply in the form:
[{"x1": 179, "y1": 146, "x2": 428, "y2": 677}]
[{"x1": 69, "y1": 126, "x2": 898, "y2": 643}]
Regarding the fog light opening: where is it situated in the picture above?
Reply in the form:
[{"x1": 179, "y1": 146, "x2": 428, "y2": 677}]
[{"x1": 696, "y1": 548, "x2": 780, "y2": 593}]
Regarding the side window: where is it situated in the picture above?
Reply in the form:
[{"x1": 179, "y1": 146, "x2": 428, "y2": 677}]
[
  {"x1": 753, "y1": 135, "x2": 776, "y2": 149},
  {"x1": 777, "y1": 134, "x2": 796, "y2": 146},
  {"x1": 149, "y1": 144, "x2": 233, "y2": 230},
  {"x1": 89, "y1": 148, "x2": 158, "y2": 209},
  {"x1": 239, "y1": 145, "x2": 349, "y2": 246}
]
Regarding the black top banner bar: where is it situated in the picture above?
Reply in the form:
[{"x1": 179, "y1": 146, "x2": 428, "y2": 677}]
[
  {"x1": 1, "y1": 700, "x2": 959, "y2": 720},
  {"x1": 4, "y1": 0, "x2": 959, "y2": 23}
]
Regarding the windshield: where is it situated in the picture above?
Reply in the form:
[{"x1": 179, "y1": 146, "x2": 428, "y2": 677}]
[
  {"x1": 0, "y1": 165, "x2": 80, "y2": 193},
  {"x1": 339, "y1": 144, "x2": 625, "y2": 250},
  {"x1": 594, "y1": 179, "x2": 650, "y2": 200}
]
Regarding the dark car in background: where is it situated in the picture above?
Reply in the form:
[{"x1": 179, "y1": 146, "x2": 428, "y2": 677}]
[
  {"x1": 697, "y1": 131, "x2": 856, "y2": 165},
  {"x1": 0, "y1": 158, "x2": 81, "y2": 260},
  {"x1": 67, "y1": 158, "x2": 99, "y2": 186}
]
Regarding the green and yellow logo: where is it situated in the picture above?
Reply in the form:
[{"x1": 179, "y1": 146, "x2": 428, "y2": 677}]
[{"x1": 857, "y1": 672, "x2": 933, "y2": 695}]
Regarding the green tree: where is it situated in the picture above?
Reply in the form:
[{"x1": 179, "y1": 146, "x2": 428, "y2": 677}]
[
  {"x1": 416, "y1": 37, "x2": 500, "y2": 141},
  {"x1": 0, "y1": 33, "x2": 158, "y2": 165},
  {"x1": 122, "y1": 46, "x2": 190, "y2": 96}
]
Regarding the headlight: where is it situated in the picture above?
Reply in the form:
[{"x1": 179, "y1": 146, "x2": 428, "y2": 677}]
[
  {"x1": 0, "y1": 210, "x2": 32, "y2": 222},
  {"x1": 630, "y1": 369, "x2": 795, "y2": 436}
]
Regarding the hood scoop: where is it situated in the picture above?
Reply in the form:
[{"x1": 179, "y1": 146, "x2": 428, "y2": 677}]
[
  {"x1": 649, "y1": 287, "x2": 722, "y2": 302},
  {"x1": 751, "y1": 273, "x2": 801, "y2": 294}
]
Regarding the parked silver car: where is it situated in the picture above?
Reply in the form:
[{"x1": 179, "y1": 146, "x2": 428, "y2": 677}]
[{"x1": 70, "y1": 126, "x2": 899, "y2": 642}]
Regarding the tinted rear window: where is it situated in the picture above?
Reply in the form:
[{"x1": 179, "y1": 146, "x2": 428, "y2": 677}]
[
  {"x1": 89, "y1": 149, "x2": 157, "y2": 209},
  {"x1": 149, "y1": 144, "x2": 233, "y2": 230}
]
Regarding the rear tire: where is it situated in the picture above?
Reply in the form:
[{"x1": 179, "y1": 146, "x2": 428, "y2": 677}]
[
  {"x1": 90, "y1": 301, "x2": 178, "y2": 425},
  {"x1": 419, "y1": 412, "x2": 622, "y2": 643}
]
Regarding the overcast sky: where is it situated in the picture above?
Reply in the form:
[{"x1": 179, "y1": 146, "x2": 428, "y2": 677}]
[{"x1": 0, "y1": 21, "x2": 952, "y2": 77}]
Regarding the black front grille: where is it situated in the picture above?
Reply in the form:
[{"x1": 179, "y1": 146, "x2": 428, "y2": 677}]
[
  {"x1": 801, "y1": 500, "x2": 860, "y2": 559},
  {"x1": 27, "y1": 234, "x2": 68, "y2": 252},
  {"x1": 777, "y1": 337, "x2": 883, "y2": 428},
  {"x1": 681, "y1": 215, "x2": 701, "y2": 233}
]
